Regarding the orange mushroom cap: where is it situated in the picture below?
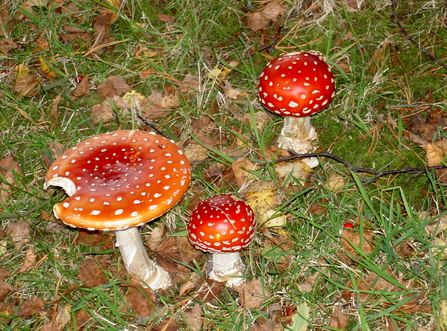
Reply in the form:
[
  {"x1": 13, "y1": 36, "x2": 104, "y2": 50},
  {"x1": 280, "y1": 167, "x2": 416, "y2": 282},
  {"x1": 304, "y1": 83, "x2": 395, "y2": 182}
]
[{"x1": 45, "y1": 130, "x2": 191, "y2": 231}]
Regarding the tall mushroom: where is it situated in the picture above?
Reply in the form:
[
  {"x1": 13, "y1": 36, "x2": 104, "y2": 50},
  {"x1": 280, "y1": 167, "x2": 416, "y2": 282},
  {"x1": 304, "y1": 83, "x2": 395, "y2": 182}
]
[
  {"x1": 187, "y1": 194, "x2": 256, "y2": 287},
  {"x1": 44, "y1": 130, "x2": 191, "y2": 290},
  {"x1": 258, "y1": 51, "x2": 336, "y2": 167}
]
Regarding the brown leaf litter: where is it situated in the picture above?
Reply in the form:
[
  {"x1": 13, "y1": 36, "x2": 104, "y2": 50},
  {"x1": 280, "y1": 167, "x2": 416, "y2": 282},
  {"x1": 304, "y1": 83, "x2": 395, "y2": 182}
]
[
  {"x1": 183, "y1": 303, "x2": 203, "y2": 331},
  {"x1": 6, "y1": 220, "x2": 30, "y2": 251},
  {"x1": 0, "y1": 156, "x2": 21, "y2": 207},
  {"x1": 96, "y1": 76, "x2": 132, "y2": 99},
  {"x1": 77, "y1": 255, "x2": 115, "y2": 288},
  {"x1": 234, "y1": 278, "x2": 271, "y2": 310},
  {"x1": 338, "y1": 225, "x2": 376, "y2": 265},
  {"x1": 124, "y1": 281, "x2": 157, "y2": 318}
]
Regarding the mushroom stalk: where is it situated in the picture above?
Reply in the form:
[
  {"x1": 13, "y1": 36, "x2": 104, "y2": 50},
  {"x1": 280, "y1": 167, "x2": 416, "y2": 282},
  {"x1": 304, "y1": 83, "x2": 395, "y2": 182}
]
[
  {"x1": 277, "y1": 116, "x2": 319, "y2": 168},
  {"x1": 115, "y1": 228, "x2": 171, "y2": 290},
  {"x1": 208, "y1": 252, "x2": 246, "y2": 287}
]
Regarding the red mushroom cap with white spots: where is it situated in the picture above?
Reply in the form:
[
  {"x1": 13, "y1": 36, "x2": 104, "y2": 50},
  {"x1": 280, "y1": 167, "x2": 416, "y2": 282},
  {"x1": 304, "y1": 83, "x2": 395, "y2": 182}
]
[
  {"x1": 187, "y1": 194, "x2": 256, "y2": 253},
  {"x1": 45, "y1": 130, "x2": 191, "y2": 231},
  {"x1": 258, "y1": 51, "x2": 336, "y2": 117}
]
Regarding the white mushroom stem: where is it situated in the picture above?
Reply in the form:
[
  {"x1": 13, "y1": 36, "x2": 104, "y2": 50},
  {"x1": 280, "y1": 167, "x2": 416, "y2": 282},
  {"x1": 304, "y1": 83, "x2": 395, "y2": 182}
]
[
  {"x1": 115, "y1": 228, "x2": 171, "y2": 290},
  {"x1": 208, "y1": 252, "x2": 246, "y2": 287},
  {"x1": 45, "y1": 177, "x2": 171, "y2": 291},
  {"x1": 276, "y1": 116, "x2": 319, "y2": 168}
]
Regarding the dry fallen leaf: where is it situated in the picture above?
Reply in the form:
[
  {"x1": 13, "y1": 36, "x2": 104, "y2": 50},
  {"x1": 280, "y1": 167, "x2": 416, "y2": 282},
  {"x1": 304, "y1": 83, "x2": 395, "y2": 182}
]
[
  {"x1": 0, "y1": 281, "x2": 13, "y2": 302},
  {"x1": 207, "y1": 61, "x2": 239, "y2": 81},
  {"x1": 0, "y1": 6, "x2": 14, "y2": 37},
  {"x1": 38, "y1": 56, "x2": 57, "y2": 79},
  {"x1": 0, "y1": 156, "x2": 21, "y2": 207},
  {"x1": 19, "y1": 247, "x2": 36, "y2": 273},
  {"x1": 242, "y1": 111, "x2": 271, "y2": 133},
  {"x1": 184, "y1": 303, "x2": 203, "y2": 331},
  {"x1": 246, "y1": 11, "x2": 270, "y2": 31},
  {"x1": 275, "y1": 159, "x2": 313, "y2": 183},
  {"x1": 74, "y1": 310, "x2": 90, "y2": 330},
  {"x1": 158, "y1": 13, "x2": 175, "y2": 22},
  {"x1": 431, "y1": 237, "x2": 447, "y2": 259},
  {"x1": 122, "y1": 90, "x2": 145, "y2": 107},
  {"x1": 6, "y1": 220, "x2": 30, "y2": 251},
  {"x1": 40, "y1": 303, "x2": 71, "y2": 331},
  {"x1": 341, "y1": 269, "x2": 396, "y2": 304},
  {"x1": 252, "y1": 317, "x2": 281, "y2": 331},
  {"x1": 0, "y1": 38, "x2": 18, "y2": 53},
  {"x1": 152, "y1": 319, "x2": 180, "y2": 331},
  {"x1": 339, "y1": 227, "x2": 375, "y2": 264},
  {"x1": 329, "y1": 306, "x2": 348, "y2": 330},
  {"x1": 420, "y1": 138, "x2": 447, "y2": 182},
  {"x1": 17, "y1": 295, "x2": 44, "y2": 317},
  {"x1": 162, "y1": 84, "x2": 181, "y2": 109},
  {"x1": 424, "y1": 213, "x2": 447, "y2": 235},
  {"x1": 0, "y1": 268, "x2": 9, "y2": 280},
  {"x1": 183, "y1": 142, "x2": 210, "y2": 162},
  {"x1": 155, "y1": 236, "x2": 203, "y2": 276},
  {"x1": 0, "y1": 298, "x2": 19, "y2": 325},
  {"x1": 77, "y1": 256, "x2": 112, "y2": 287},
  {"x1": 14, "y1": 64, "x2": 40, "y2": 97},
  {"x1": 147, "y1": 223, "x2": 168, "y2": 252},
  {"x1": 324, "y1": 173, "x2": 347, "y2": 192},
  {"x1": 194, "y1": 279, "x2": 225, "y2": 304},
  {"x1": 234, "y1": 278, "x2": 270, "y2": 309},
  {"x1": 296, "y1": 271, "x2": 320, "y2": 293},
  {"x1": 261, "y1": 0, "x2": 286, "y2": 22},
  {"x1": 232, "y1": 157, "x2": 257, "y2": 188},
  {"x1": 125, "y1": 283, "x2": 156, "y2": 317},
  {"x1": 176, "y1": 236, "x2": 204, "y2": 266},
  {"x1": 91, "y1": 95, "x2": 131, "y2": 124},
  {"x1": 76, "y1": 229, "x2": 114, "y2": 250},
  {"x1": 71, "y1": 74, "x2": 90, "y2": 100},
  {"x1": 179, "y1": 74, "x2": 201, "y2": 93},
  {"x1": 244, "y1": 181, "x2": 279, "y2": 226},
  {"x1": 140, "y1": 91, "x2": 173, "y2": 120},
  {"x1": 179, "y1": 272, "x2": 201, "y2": 297},
  {"x1": 223, "y1": 82, "x2": 246, "y2": 100},
  {"x1": 96, "y1": 76, "x2": 131, "y2": 98},
  {"x1": 91, "y1": 3, "x2": 116, "y2": 53}
]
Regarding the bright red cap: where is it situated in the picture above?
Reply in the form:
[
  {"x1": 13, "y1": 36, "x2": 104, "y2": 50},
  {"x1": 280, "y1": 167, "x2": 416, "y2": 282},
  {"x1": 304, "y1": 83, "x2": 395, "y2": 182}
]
[
  {"x1": 258, "y1": 51, "x2": 335, "y2": 117},
  {"x1": 187, "y1": 194, "x2": 256, "y2": 253},
  {"x1": 45, "y1": 130, "x2": 191, "y2": 231}
]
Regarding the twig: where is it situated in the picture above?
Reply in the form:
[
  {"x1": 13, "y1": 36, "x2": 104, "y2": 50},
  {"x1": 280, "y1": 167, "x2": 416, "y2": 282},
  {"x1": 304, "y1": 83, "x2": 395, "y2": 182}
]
[
  {"x1": 190, "y1": 151, "x2": 446, "y2": 185},
  {"x1": 391, "y1": 0, "x2": 447, "y2": 70},
  {"x1": 270, "y1": 152, "x2": 446, "y2": 185}
]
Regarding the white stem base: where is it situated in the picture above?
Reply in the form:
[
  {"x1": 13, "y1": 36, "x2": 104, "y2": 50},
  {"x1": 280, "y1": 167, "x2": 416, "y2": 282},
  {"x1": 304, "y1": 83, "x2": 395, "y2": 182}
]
[
  {"x1": 115, "y1": 228, "x2": 171, "y2": 290},
  {"x1": 276, "y1": 116, "x2": 319, "y2": 168},
  {"x1": 208, "y1": 252, "x2": 246, "y2": 287}
]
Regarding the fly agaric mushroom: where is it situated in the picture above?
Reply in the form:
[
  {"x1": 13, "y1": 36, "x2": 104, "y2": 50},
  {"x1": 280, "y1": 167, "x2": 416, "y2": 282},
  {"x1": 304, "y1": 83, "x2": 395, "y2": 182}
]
[
  {"x1": 187, "y1": 194, "x2": 256, "y2": 287},
  {"x1": 258, "y1": 51, "x2": 336, "y2": 167},
  {"x1": 44, "y1": 130, "x2": 191, "y2": 290}
]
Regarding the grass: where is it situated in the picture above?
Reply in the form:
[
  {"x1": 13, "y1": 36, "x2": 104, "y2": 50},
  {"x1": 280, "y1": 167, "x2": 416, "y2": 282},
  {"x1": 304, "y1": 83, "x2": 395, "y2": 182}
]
[{"x1": 1, "y1": 0, "x2": 447, "y2": 329}]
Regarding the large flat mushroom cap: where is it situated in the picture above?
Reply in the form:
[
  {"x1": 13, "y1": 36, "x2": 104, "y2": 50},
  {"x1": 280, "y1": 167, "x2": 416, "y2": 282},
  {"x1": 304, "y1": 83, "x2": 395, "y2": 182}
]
[{"x1": 45, "y1": 130, "x2": 191, "y2": 230}]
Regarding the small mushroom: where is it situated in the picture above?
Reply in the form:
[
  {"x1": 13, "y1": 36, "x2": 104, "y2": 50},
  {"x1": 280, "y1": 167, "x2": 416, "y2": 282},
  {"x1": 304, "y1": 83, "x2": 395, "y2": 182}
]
[
  {"x1": 187, "y1": 194, "x2": 256, "y2": 287},
  {"x1": 258, "y1": 51, "x2": 336, "y2": 167},
  {"x1": 44, "y1": 130, "x2": 191, "y2": 290}
]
